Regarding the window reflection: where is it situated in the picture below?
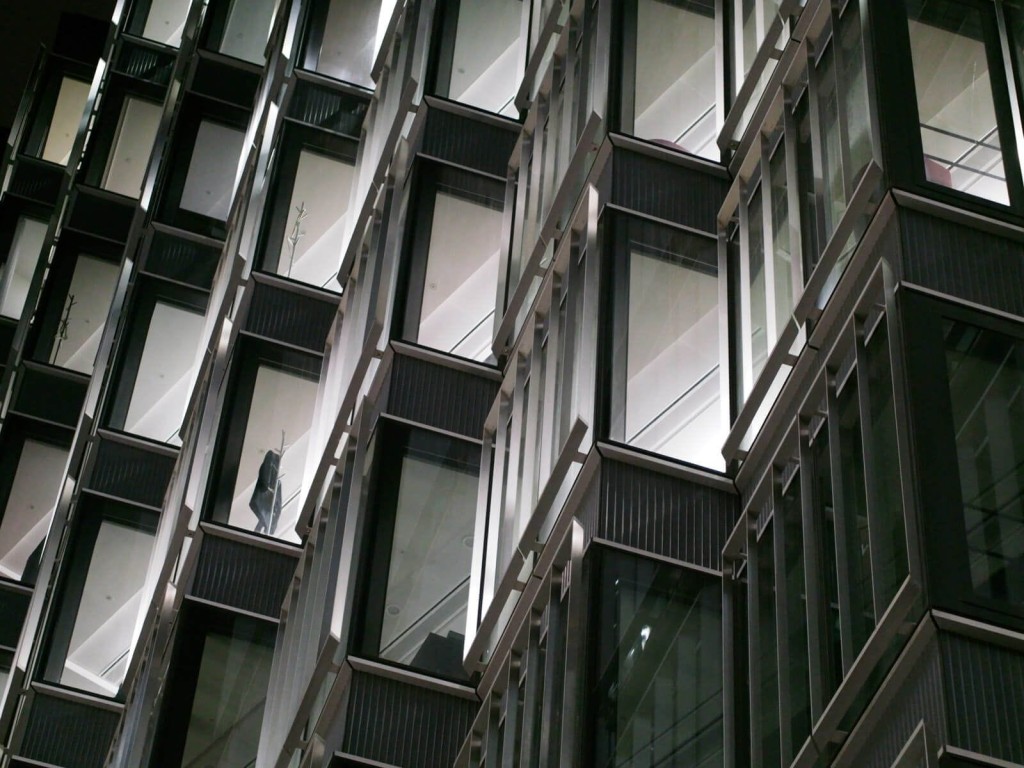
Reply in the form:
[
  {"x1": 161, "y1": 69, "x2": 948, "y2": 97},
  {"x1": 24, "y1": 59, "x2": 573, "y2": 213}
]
[
  {"x1": 907, "y1": 0, "x2": 1008, "y2": 204},
  {"x1": 136, "y1": 0, "x2": 192, "y2": 47},
  {"x1": 39, "y1": 77, "x2": 90, "y2": 166},
  {"x1": 589, "y1": 548, "x2": 723, "y2": 767},
  {"x1": 46, "y1": 255, "x2": 120, "y2": 374},
  {"x1": 944, "y1": 320, "x2": 1024, "y2": 604},
  {"x1": 0, "y1": 217, "x2": 48, "y2": 320},
  {"x1": 308, "y1": 0, "x2": 378, "y2": 87}
]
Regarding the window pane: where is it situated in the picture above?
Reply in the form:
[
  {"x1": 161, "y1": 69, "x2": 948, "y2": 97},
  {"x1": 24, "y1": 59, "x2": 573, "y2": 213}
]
[
  {"x1": 770, "y1": 143, "x2": 794, "y2": 334},
  {"x1": 840, "y1": 2, "x2": 872, "y2": 189},
  {"x1": 276, "y1": 149, "x2": 354, "y2": 289},
  {"x1": 219, "y1": 0, "x2": 279, "y2": 63},
  {"x1": 228, "y1": 365, "x2": 318, "y2": 543},
  {"x1": 102, "y1": 97, "x2": 162, "y2": 198},
  {"x1": 40, "y1": 77, "x2": 90, "y2": 165},
  {"x1": 0, "y1": 218, "x2": 48, "y2": 319},
  {"x1": 377, "y1": 433, "x2": 479, "y2": 678},
  {"x1": 817, "y1": 45, "x2": 846, "y2": 237},
  {"x1": 864, "y1": 323, "x2": 908, "y2": 608},
  {"x1": 315, "y1": 0, "x2": 378, "y2": 88},
  {"x1": 748, "y1": 188, "x2": 768, "y2": 382},
  {"x1": 795, "y1": 95, "x2": 821, "y2": 275},
  {"x1": 417, "y1": 190, "x2": 503, "y2": 361},
  {"x1": 180, "y1": 621, "x2": 274, "y2": 767},
  {"x1": 944, "y1": 321, "x2": 1024, "y2": 604},
  {"x1": 49, "y1": 256, "x2": 120, "y2": 374},
  {"x1": 809, "y1": 424, "x2": 843, "y2": 702},
  {"x1": 590, "y1": 549, "x2": 723, "y2": 767},
  {"x1": 621, "y1": 222, "x2": 723, "y2": 469},
  {"x1": 756, "y1": 522, "x2": 781, "y2": 766},
  {"x1": 58, "y1": 516, "x2": 156, "y2": 696},
  {"x1": 180, "y1": 121, "x2": 246, "y2": 221},
  {"x1": 141, "y1": 0, "x2": 191, "y2": 46},
  {"x1": 447, "y1": 0, "x2": 523, "y2": 117},
  {"x1": 907, "y1": 0, "x2": 1008, "y2": 204},
  {"x1": 123, "y1": 301, "x2": 205, "y2": 444},
  {"x1": 780, "y1": 474, "x2": 811, "y2": 757},
  {"x1": 632, "y1": 0, "x2": 716, "y2": 159},
  {"x1": 0, "y1": 440, "x2": 68, "y2": 583}
]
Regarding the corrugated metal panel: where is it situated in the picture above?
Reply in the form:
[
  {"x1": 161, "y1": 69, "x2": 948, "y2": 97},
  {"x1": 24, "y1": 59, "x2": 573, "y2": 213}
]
[
  {"x1": 144, "y1": 231, "x2": 221, "y2": 289},
  {"x1": 343, "y1": 669, "x2": 477, "y2": 768},
  {"x1": 421, "y1": 107, "x2": 518, "y2": 178},
  {"x1": 7, "y1": 159, "x2": 63, "y2": 206},
  {"x1": 387, "y1": 353, "x2": 498, "y2": 440},
  {"x1": 85, "y1": 436, "x2": 176, "y2": 509},
  {"x1": 64, "y1": 189, "x2": 136, "y2": 243},
  {"x1": 12, "y1": 366, "x2": 87, "y2": 428},
  {"x1": 112, "y1": 39, "x2": 174, "y2": 85},
  {"x1": 245, "y1": 280, "x2": 337, "y2": 353},
  {"x1": 898, "y1": 208, "x2": 1024, "y2": 318},
  {"x1": 592, "y1": 458, "x2": 738, "y2": 571},
  {"x1": 19, "y1": 694, "x2": 119, "y2": 768},
  {"x1": 611, "y1": 149, "x2": 728, "y2": 235},
  {"x1": 190, "y1": 534, "x2": 298, "y2": 618},
  {"x1": 940, "y1": 632, "x2": 1024, "y2": 764},
  {"x1": 289, "y1": 80, "x2": 369, "y2": 137},
  {"x1": 845, "y1": 638, "x2": 946, "y2": 768},
  {"x1": 0, "y1": 586, "x2": 30, "y2": 649}
]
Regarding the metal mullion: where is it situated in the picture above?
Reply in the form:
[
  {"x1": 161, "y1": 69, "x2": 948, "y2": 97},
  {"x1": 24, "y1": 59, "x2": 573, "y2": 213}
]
[
  {"x1": 506, "y1": 358, "x2": 529, "y2": 555},
  {"x1": 853, "y1": 318, "x2": 885, "y2": 622},
  {"x1": 804, "y1": 39, "x2": 830, "y2": 264},
  {"x1": 782, "y1": 87, "x2": 807, "y2": 293},
  {"x1": 501, "y1": 659, "x2": 522, "y2": 768},
  {"x1": 486, "y1": 395, "x2": 513, "y2": 608},
  {"x1": 772, "y1": 463, "x2": 796, "y2": 764},
  {"x1": 539, "y1": 305, "x2": 559, "y2": 485},
  {"x1": 825, "y1": 370, "x2": 856, "y2": 674},
  {"x1": 537, "y1": 575, "x2": 564, "y2": 768},
  {"x1": 995, "y1": 2, "x2": 1024, "y2": 205},
  {"x1": 519, "y1": 337, "x2": 544, "y2": 539},
  {"x1": 516, "y1": 616, "x2": 543, "y2": 768},
  {"x1": 798, "y1": 423, "x2": 826, "y2": 721},
  {"x1": 557, "y1": 523, "x2": 586, "y2": 767},
  {"x1": 746, "y1": 508, "x2": 764, "y2": 768}
]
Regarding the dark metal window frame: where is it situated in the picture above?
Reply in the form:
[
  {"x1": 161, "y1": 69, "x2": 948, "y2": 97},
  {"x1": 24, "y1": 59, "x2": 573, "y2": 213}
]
[{"x1": 19, "y1": 57, "x2": 95, "y2": 163}]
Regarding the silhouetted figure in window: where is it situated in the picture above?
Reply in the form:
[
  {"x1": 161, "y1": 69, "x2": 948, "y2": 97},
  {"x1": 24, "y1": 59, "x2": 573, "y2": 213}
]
[{"x1": 250, "y1": 450, "x2": 282, "y2": 535}]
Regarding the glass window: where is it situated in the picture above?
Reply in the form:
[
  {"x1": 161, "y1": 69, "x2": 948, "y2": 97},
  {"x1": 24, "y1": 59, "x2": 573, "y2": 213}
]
[
  {"x1": 306, "y1": 0, "x2": 378, "y2": 88},
  {"x1": 755, "y1": 521, "x2": 781, "y2": 766},
  {"x1": 626, "y1": 0, "x2": 717, "y2": 159},
  {"x1": 748, "y1": 186, "x2": 768, "y2": 383},
  {"x1": 39, "y1": 77, "x2": 90, "y2": 165},
  {"x1": 436, "y1": 0, "x2": 524, "y2": 117},
  {"x1": 0, "y1": 217, "x2": 48, "y2": 320},
  {"x1": 109, "y1": 290, "x2": 207, "y2": 446},
  {"x1": 213, "y1": 0, "x2": 280, "y2": 64},
  {"x1": 101, "y1": 97, "x2": 162, "y2": 198},
  {"x1": 361, "y1": 426, "x2": 480, "y2": 679},
  {"x1": 0, "y1": 439, "x2": 68, "y2": 585},
  {"x1": 43, "y1": 501, "x2": 157, "y2": 697},
  {"x1": 136, "y1": 0, "x2": 192, "y2": 47},
  {"x1": 211, "y1": 359, "x2": 319, "y2": 544},
  {"x1": 588, "y1": 547, "x2": 723, "y2": 767},
  {"x1": 402, "y1": 169, "x2": 504, "y2": 362},
  {"x1": 179, "y1": 618, "x2": 274, "y2": 766},
  {"x1": 770, "y1": 141, "x2": 795, "y2": 335},
  {"x1": 611, "y1": 216, "x2": 724, "y2": 470},
  {"x1": 907, "y1": 0, "x2": 1008, "y2": 204},
  {"x1": 271, "y1": 149, "x2": 354, "y2": 288},
  {"x1": 944, "y1": 320, "x2": 1024, "y2": 604},
  {"x1": 779, "y1": 473, "x2": 811, "y2": 759},
  {"x1": 179, "y1": 120, "x2": 246, "y2": 222},
  {"x1": 44, "y1": 255, "x2": 120, "y2": 374}
]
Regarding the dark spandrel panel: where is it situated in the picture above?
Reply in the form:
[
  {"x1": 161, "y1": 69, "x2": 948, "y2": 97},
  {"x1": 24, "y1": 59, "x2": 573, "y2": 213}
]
[
  {"x1": 611, "y1": 148, "x2": 728, "y2": 234},
  {"x1": 590, "y1": 458, "x2": 738, "y2": 571},
  {"x1": 0, "y1": 320, "x2": 15, "y2": 369},
  {"x1": 838, "y1": 639, "x2": 946, "y2": 768},
  {"x1": 85, "y1": 436, "x2": 176, "y2": 509},
  {"x1": 343, "y1": 669, "x2": 476, "y2": 768},
  {"x1": 898, "y1": 208, "x2": 1024, "y2": 317},
  {"x1": 191, "y1": 534, "x2": 298, "y2": 618},
  {"x1": 112, "y1": 38, "x2": 175, "y2": 86},
  {"x1": 12, "y1": 366, "x2": 87, "y2": 428},
  {"x1": 0, "y1": 587, "x2": 30, "y2": 649},
  {"x1": 19, "y1": 694, "x2": 119, "y2": 768},
  {"x1": 65, "y1": 189, "x2": 136, "y2": 243},
  {"x1": 388, "y1": 353, "x2": 498, "y2": 439},
  {"x1": 290, "y1": 79, "x2": 369, "y2": 136},
  {"x1": 941, "y1": 633, "x2": 1024, "y2": 764},
  {"x1": 8, "y1": 159, "x2": 63, "y2": 206},
  {"x1": 245, "y1": 280, "x2": 337, "y2": 352},
  {"x1": 421, "y1": 107, "x2": 519, "y2": 178},
  {"x1": 144, "y1": 230, "x2": 221, "y2": 289},
  {"x1": 53, "y1": 13, "x2": 109, "y2": 65},
  {"x1": 191, "y1": 56, "x2": 260, "y2": 109}
]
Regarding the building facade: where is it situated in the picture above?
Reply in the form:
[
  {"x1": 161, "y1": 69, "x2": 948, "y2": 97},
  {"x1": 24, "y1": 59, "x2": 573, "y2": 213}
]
[{"x1": 0, "y1": 0, "x2": 1021, "y2": 766}]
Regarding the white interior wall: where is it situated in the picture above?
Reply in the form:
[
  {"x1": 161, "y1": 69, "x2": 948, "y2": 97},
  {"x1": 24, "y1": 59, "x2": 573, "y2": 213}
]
[
  {"x1": 317, "y1": 0, "x2": 378, "y2": 88},
  {"x1": 102, "y1": 98, "x2": 163, "y2": 198},
  {"x1": 42, "y1": 77, "x2": 90, "y2": 165},
  {"x1": 0, "y1": 218, "x2": 48, "y2": 320},
  {"x1": 221, "y1": 0, "x2": 279, "y2": 64},
  {"x1": 123, "y1": 302, "x2": 206, "y2": 444},
  {"x1": 51, "y1": 256, "x2": 121, "y2": 374},
  {"x1": 0, "y1": 441, "x2": 69, "y2": 581},
  {"x1": 449, "y1": 0, "x2": 523, "y2": 116},
  {"x1": 142, "y1": 0, "x2": 191, "y2": 46},
  {"x1": 181, "y1": 121, "x2": 246, "y2": 221}
]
